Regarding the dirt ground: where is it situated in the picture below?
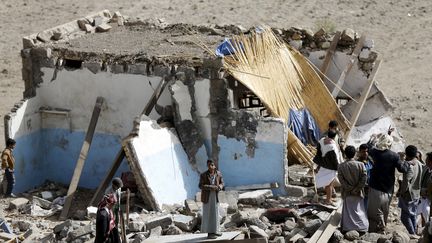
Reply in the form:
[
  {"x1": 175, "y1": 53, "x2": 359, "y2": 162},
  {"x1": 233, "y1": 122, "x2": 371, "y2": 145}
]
[{"x1": 1, "y1": 0, "x2": 432, "y2": 151}]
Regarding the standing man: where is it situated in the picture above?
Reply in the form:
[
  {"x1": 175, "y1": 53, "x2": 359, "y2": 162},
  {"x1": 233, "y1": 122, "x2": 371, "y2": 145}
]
[
  {"x1": 314, "y1": 130, "x2": 343, "y2": 205},
  {"x1": 199, "y1": 159, "x2": 224, "y2": 239},
  {"x1": 366, "y1": 133, "x2": 410, "y2": 233},
  {"x1": 95, "y1": 194, "x2": 120, "y2": 243},
  {"x1": 338, "y1": 146, "x2": 369, "y2": 233},
  {"x1": 398, "y1": 145, "x2": 423, "y2": 239},
  {"x1": 104, "y1": 177, "x2": 123, "y2": 227},
  {"x1": 1, "y1": 138, "x2": 16, "y2": 198},
  {"x1": 357, "y1": 143, "x2": 374, "y2": 208}
]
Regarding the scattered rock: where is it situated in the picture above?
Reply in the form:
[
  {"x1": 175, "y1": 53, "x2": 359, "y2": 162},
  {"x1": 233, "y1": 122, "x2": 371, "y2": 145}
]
[
  {"x1": 16, "y1": 220, "x2": 32, "y2": 231},
  {"x1": 10, "y1": 198, "x2": 29, "y2": 210},
  {"x1": 72, "y1": 209, "x2": 87, "y2": 220},
  {"x1": 77, "y1": 19, "x2": 89, "y2": 30},
  {"x1": 314, "y1": 28, "x2": 326, "y2": 38},
  {"x1": 145, "y1": 215, "x2": 173, "y2": 230},
  {"x1": 249, "y1": 225, "x2": 269, "y2": 239},
  {"x1": 67, "y1": 224, "x2": 94, "y2": 242},
  {"x1": 41, "y1": 191, "x2": 54, "y2": 200},
  {"x1": 332, "y1": 229, "x2": 344, "y2": 242},
  {"x1": 341, "y1": 28, "x2": 355, "y2": 44},
  {"x1": 285, "y1": 185, "x2": 308, "y2": 197},
  {"x1": 361, "y1": 232, "x2": 387, "y2": 242},
  {"x1": 96, "y1": 23, "x2": 112, "y2": 33},
  {"x1": 391, "y1": 231, "x2": 409, "y2": 243},
  {"x1": 304, "y1": 219, "x2": 322, "y2": 235},
  {"x1": 265, "y1": 208, "x2": 300, "y2": 223},
  {"x1": 321, "y1": 41, "x2": 331, "y2": 49},
  {"x1": 283, "y1": 220, "x2": 296, "y2": 231},
  {"x1": 54, "y1": 220, "x2": 72, "y2": 234},
  {"x1": 344, "y1": 230, "x2": 360, "y2": 241},
  {"x1": 165, "y1": 225, "x2": 182, "y2": 235},
  {"x1": 1, "y1": 69, "x2": 8, "y2": 74},
  {"x1": 129, "y1": 221, "x2": 146, "y2": 232},
  {"x1": 289, "y1": 40, "x2": 303, "y2": 50},
  {"x1": 273, "y1": 236, "x2": 286, "y2": 243},
  {"x1": 172, "y1": 214, "x2": 197, "y2": 232},
  {"x1": 150, "y1": 226, "x2": 163, "y2": 237}
]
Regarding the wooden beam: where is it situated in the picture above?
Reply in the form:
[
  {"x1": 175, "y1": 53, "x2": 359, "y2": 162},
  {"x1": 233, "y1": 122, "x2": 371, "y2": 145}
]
[
  {"x1": 59, "y1": 97, "x2": 105, "y2": 220},
  {"x1": 89, "y1": 78, "x2": 169, "y2": 207},
  {"x1": 344, "y1": 59, "x2": 382, "y2": 140},
  {"x1": 88, "y1": 149, "x2": 125, "y2": 206},
  {"x1": 331, "y1": 34, "x2": 366, "y2": 98},
  {"x1": 316, "y1": 206, "x2": 342, "y2": 242},
  {"x1": 307, "y1": 206, "x2": 338, "y2": 243},
  {"x1": 319, "y1": 31, "x2": 341, "y2": 80}
]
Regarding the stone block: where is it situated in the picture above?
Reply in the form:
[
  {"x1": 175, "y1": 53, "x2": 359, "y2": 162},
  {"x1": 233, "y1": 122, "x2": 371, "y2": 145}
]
[
  {"x1": 93, "y1": 16, "x2": 104, "y2": 26},
  {"x1": 10, "y1": 198, "x2": 29, "y2": 210},
  {"x1": 172, "y1": 214, "x2": 197, "y2": 231},
  {"x1": 249, "y1": 225, "x2": 269, "y2": 239},
  {"x1": 52, "y1": 31, "x2": 63, "y2": 41},
  {"x1": 84, "y1": 24, "x2": 95, "y2": 33},
  {"x1": 238, "y1": 190, "x2": 273, "y2": 206},
  {"x1": 37, "y1": 31, "x2": 52, "y2": 43},
  {"x1": 304, "y1": 219, "x2": 322, "y2": 235},
  {"x1": 96, "y1": 23, "x2": 112, "y2": 33},
  {"x1": 110, "y1": 64, "x2": 124, "y2": 74},
  {"x1": 345, "y1": 230, "x2": 360, "y2": 241},
  {"x1": 285, "y1": 185, "x2": 307, "y2": 198},
  {"x1": 145, "y1": 215, "x2": 173, "y2": 230},
  {"x1": 77, "y1": 19, "x2": 89, "y2": 30},
  {"x1": 341, "y1": 28, "x2": 355, "y2": 43},
  {"x1": 129, "y1": 220, "x2": 146, "y2": 232},
  {"x1": 150, "y1": 226, "x2": 162, "y2": 237},
  {"x1": 53, "y1": 220, "x2": 72, "y2": 234},
  {"x1": 32, "y1": 196, "x2": 51, "y2": 209},
  {"x1": 67, "y1": 224, "x2": 94, "y2": 242},
  {"x1": 128, "y1": 63, "x2": 147, "y2": 75},
  {"x1": 41, "y1": 191, "x2": 53, "y2": 200},
  {"x1": 83, "y1": 62, "x2": 101, "y2": 74}
]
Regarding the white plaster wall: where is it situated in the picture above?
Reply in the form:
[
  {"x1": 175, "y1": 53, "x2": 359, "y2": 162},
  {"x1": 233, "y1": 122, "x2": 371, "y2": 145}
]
[
  {"x1": 38, "y1": 67, "x2": 172, "y2": 136},
  {"x1": 171, "y1": 82, "x2": 192, "y2": 121},
  {"x1": 128, "y1": 119, "x2": 200, "y2": 208},
  {"x1": 347, "y1": 116, "x2": 404, "y2": 153},
  {"x1": 308, "y1": 51, "x2": 379, "y2": 98},
  {"x1": 193, "y1": 79, "x2": 212, "y2": 146},
  {"x1": 7, "y1": 97, "x2": 42, "y2": 138}
]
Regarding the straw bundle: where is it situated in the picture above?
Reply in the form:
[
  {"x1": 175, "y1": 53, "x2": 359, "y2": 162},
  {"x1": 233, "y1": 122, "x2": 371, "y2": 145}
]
[{"x1": 222, "y1": 27, "x2": 349, "y2": 165}]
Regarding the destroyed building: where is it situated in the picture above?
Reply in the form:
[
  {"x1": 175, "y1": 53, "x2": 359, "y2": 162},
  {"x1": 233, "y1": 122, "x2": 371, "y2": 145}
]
[{"x1": 4, "y1": 10, "x2": 402, "y2": 213}]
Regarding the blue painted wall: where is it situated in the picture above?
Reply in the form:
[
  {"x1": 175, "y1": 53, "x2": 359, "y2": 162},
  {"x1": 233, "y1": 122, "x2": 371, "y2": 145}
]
[
  {"x1": 13, "y1": 129, "x2": 129, "y2": 193},
  {"x1": 217, "y1": 136, "x2": 287, "y2": 195}
]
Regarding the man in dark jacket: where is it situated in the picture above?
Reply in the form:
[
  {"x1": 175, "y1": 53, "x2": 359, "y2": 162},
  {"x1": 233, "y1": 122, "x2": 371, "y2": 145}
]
[
  {"x1": 366, "y1": 133, "x2": 410, "y2": 233},
  {"x1": 95, "y1": 194, "x2": 120, "y2": 243},
  {"x1": 199, "y1": 159, "x2": 224, "y2": 239}
]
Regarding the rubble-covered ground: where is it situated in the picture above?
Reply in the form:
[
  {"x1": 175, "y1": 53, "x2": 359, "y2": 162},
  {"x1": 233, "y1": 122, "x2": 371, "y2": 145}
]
[{"x1": 0, "y1": 166, "x2": 420, "y2": 242}]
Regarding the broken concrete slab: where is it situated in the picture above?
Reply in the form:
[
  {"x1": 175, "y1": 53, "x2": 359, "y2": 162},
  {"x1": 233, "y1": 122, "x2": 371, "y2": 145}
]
[
  {"x1": 238, "y1": 190, "x2": 273, "y2": 206},
  {"x1": 285, "y1": 185, "x2": 307, "y2": 197},
  {"x1": 145, "y1": 215, "x2": 173, "y2": 230},
  {"x1": 10, "y1": 198, "x2": 29, "y2": 210},
  {"x1": 123, "y1": 117, "x2": 200, "y2": 211},
  {"x1": 144, "y1": 231, "x2": 241, "y2": 242},
  {"x1": 172, "y1": 214, "x2": 197, "y2": 232}
]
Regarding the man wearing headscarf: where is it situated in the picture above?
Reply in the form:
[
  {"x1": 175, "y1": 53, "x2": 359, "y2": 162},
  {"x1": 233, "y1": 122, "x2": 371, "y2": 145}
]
[
  {"x1": 366, "y1": 131, "x2": 410, "y2": 233},
  {"x1": 95, "y1": 194, "x2": 120, "y2": 243},
  {"x1": 104, "y1": 177, "x2": 123, "y2": 227}
]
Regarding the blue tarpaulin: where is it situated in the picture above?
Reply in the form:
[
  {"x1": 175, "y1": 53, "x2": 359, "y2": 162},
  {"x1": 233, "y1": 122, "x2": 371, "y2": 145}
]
[
  {"x1": 288, "y1": 108, "x2": 321, "y2": 146},
  {"x1": 215, "y1": 38, "x2": 245, "y2": 57}
]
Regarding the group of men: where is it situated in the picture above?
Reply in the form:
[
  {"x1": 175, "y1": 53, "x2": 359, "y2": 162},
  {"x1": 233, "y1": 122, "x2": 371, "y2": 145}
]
[{"x1": 315, "y1": 120, "x2": 432, "y2": 239}]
